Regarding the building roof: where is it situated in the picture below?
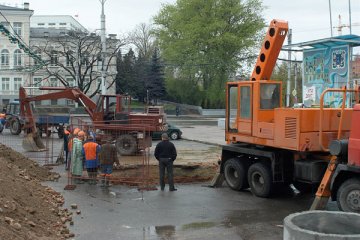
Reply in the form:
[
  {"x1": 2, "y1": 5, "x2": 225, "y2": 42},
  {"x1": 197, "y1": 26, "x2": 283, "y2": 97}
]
[
  {"x1": 283, "y1": 34, "x2": 360, "y2": 51},
  {"x1": 30, "y1": 27, "x2": 71, "y2": 38},
  {"x1": 0, "y1": 4, "x2": 23, "y2": 10}
]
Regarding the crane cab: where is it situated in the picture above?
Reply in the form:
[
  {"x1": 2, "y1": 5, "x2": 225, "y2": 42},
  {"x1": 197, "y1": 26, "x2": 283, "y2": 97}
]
[{"x1": 226, "y1": 80, "x2": 282, "y2": 146}]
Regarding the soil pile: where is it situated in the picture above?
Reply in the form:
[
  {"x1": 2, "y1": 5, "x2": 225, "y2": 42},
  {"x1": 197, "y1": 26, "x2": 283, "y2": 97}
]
[{"x1": 0, "y1": 144, "x2": 72, "y2": 239}]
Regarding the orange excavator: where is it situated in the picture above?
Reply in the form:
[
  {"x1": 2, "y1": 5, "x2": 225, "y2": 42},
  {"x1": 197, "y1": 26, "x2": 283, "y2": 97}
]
[
  {"x1": 220, "y1": 19, "x2": 360, "y2": 213},
  {"x1": 20, "y1": 86, "x2": 167, "y2": 155}
]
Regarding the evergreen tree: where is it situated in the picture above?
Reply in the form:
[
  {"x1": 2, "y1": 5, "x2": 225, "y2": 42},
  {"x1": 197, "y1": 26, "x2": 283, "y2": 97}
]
[
  {"x1": 115, "y1": 49, "x2": 136, "y2": 95},
  {"x1": 147, "y1": 49, "x2": 165, "y2": 104},
  {"x1": 134, "y1": 55, "x2": 149, "y2": 102}
]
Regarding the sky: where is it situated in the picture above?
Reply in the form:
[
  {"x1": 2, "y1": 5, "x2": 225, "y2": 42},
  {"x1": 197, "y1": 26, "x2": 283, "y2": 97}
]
[{"x1": 3, "y1": 0, "x2": 360, "y2": 44}]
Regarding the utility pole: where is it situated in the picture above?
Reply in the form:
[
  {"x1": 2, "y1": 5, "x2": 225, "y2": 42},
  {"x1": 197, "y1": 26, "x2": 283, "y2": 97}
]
[
  {"x1": 286, "y1": 29, "x2": 292, "y2": 107},
  {"x1": 329, "y1": 0, "x2": 333, "y2": 37},
  {"x1": 349, "y1": 0, "x2": 352, "y2": 34},
  {"x1": 100, "y1": 0, "x2": 107, "y2": 95},
  {"x1": 294, "y1": 62, "x2": 298, "y2": 104}
]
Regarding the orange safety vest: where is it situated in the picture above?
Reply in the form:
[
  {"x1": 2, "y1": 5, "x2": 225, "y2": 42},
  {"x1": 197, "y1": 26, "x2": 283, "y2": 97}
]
[
  {"x1": 68, "y1": 137, "x2": 73, "y2": 152},
  {"x1": 83, "y1": 141, "x2": 99, "y2": 160}
]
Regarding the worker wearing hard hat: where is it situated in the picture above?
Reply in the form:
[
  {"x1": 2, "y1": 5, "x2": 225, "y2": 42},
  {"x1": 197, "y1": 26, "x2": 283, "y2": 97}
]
[
  {"x1": 82, "y1": 134, "x2": 101, "y2": 185},
  {"x1": 71, "y1": 130, "x2": 85, "y2": 184},
  {"x1": 0, "y1": 112, "x2": 5, "y2": 133}
]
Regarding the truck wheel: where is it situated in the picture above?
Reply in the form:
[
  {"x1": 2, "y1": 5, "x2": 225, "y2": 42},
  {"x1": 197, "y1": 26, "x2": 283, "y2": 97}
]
[
  {"x1": 248, "y1": 162, "x2": 272, "y2": 198},
  {"x1": 337, "y1": 178, "x2": 360, "y2": 213},
  {"x1": 224, "y1": 158, "x2": 248, "y2": 190},
  {"x1": 116, "y1": 134, "x2": 137, "y2": 155},
  {"x1": 169, "y1": 131, "x2": 179, "y2": 140},
  {"x1": 10, "y1": 119, "x2": 21, "y2": 135}
]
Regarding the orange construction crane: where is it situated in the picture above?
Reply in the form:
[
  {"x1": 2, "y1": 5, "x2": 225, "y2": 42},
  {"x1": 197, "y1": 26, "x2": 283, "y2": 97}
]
[{"x1": 219, "y1": 19, "x2": 360, "y2": 213}]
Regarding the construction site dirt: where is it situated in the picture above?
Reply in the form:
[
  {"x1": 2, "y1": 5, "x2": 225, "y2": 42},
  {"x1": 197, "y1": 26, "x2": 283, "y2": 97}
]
[{"x1": 0, "y1": 116, "x2": 339, "y2": 239}]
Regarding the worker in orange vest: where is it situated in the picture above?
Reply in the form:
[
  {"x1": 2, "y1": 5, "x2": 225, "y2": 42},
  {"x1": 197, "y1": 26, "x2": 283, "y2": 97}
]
[
  {"x1": 0, "y1": 112, "x2": 5, "y2": 133},
  {"x1": 82, "y1": 134, "x2": 101, "y2": 184}
]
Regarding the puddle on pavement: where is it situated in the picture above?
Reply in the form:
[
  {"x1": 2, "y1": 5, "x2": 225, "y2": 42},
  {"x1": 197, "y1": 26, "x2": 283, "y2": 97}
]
[{"x1": 146, "y1": 221, "x2": 222, "y2": 239}]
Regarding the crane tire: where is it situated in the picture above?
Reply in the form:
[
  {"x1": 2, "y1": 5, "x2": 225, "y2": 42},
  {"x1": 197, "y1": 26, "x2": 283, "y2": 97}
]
[
  {"x1": 116, "y1": 134, "x2": 137, "y2": 155},
  {"x1": 337, "y1": 178, "x2": 360, "y2": 213},
  {"x1": 224, "y1": 158, "x2": 248, "y2": 191},
  {"x1": 248, "y1": 162, "x2": 272, "y2": 198}
]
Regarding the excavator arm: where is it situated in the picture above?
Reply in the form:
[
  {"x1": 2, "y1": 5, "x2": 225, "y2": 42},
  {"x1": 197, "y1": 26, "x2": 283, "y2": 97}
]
[{"x1": 19, "y1": 86, "x2": 98, "y2": 151}]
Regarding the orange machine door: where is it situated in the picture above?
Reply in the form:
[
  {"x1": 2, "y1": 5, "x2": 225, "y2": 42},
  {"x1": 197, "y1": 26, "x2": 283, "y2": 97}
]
[{"x1": 238, "y1": 85, "x2": 252, "y2": 135}]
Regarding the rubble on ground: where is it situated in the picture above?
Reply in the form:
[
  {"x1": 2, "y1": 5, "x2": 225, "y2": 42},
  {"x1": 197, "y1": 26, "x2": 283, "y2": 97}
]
[{"x1": 0, "y1": 144, "x2": 72, "y2": 239}]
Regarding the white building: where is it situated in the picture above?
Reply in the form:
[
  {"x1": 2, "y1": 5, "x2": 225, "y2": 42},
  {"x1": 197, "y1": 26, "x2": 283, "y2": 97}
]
[
  {"x1": 30, "y1": 15, "x2": 87, "y2": 32},
  {"x1": 0, "y1": 3, "x2": 117, "y2": 107},
  {"x1": 0, "y1": 3, "x2": 33, "y2": 106}
]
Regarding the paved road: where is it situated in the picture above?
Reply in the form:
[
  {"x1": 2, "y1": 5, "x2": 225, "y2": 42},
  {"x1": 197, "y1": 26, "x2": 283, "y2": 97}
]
[{"x1": 0, "y1": 115, "x2": 339, "y2": 240}]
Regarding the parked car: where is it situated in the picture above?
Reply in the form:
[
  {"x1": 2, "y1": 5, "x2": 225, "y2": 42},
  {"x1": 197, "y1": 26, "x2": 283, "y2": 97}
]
[{"x1": 152, "y1": 123, "x2": 182, "y2": 140}]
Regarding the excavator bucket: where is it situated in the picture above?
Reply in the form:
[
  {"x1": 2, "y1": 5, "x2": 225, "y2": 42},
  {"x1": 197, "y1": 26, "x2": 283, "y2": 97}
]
[{"x1": 22, "y1": 133, "x2": 46, "y2": 152}]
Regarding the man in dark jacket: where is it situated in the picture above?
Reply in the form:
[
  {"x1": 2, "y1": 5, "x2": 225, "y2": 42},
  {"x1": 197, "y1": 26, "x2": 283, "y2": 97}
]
[
  {"x1": 99, "y1": 139, "x2": 119, "y2": 187},
  {"x1": 154, "y1": 133, "x2": 177, "y2": 191}
]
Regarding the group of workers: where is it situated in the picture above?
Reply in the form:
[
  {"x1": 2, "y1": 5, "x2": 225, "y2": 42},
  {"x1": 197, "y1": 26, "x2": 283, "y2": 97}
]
[
  {"x1": 62, "y1": 125, "x2": 178, "y2": 191},
  {"x1": 63, "y1": 125, "x2": 119, "y2": 187}
]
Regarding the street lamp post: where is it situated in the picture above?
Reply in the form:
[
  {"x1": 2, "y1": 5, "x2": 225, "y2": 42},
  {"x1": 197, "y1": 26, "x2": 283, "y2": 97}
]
[{"x1": 100, "y1": 0, "x2": 107, "y2": 95}]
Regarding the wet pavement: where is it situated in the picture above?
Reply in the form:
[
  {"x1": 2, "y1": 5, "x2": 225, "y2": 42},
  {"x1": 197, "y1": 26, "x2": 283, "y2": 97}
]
[
  {"x1": 47, "y1": 165, "x2": 313, "y2": 240},
  {"x1": 0, "y1": 115, "x2": 339, "y2": 239}
]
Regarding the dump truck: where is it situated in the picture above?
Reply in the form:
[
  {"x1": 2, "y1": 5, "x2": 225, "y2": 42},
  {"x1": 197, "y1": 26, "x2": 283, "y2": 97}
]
[
  {"x1": 219, "y1": 19, "x2": 360, "y2": 213},
  {"x1": 2, "y1": 101, "x2": 70, "y2": 138},
  {"x1": 19, "y1": 86, "x2": 167, "y2": 155}
]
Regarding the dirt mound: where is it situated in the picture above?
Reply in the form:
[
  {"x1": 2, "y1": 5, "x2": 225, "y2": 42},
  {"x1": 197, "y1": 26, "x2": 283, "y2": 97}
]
[{"x1": 0, "y1": 144, "x2": 72, "y2": 239}]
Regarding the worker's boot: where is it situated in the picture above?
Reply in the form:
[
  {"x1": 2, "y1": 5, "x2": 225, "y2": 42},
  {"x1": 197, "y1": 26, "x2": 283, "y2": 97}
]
[{"x1": 100, "y1": 175, "x2": 106, "y2": 187}]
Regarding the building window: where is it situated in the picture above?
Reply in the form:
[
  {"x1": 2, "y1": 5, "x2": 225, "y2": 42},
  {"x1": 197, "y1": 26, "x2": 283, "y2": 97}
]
[
  {"x1": 13, "y1": 77, "x2": 22, "y2": 92},
  {"x1": 13, "y1": 22, "x2": 22, "y2": 36},
  {"x1": 1, "y1": 49, "x2": 9, "y2": 67},
  {"x1": 50, "y1": 78, "x2": 58, "y2": 87},
  {"x1": 1, "y1": 78, "x2": 10, "y2": 91},
  {"x1": 51, "y1": 99, "x2": 58, "y2": 105},
  {"x1": 33, "y1": 77, "x2": 42, "y2": 94},
  {"x1": 49, "y1": 23, "x2": 56, "y2": 26},
  {"x1": 84, "y1": 77, "x2": 90, "y2": 88},
  {"x1": 50, "y1": 51, "x2": 58, "y2": 66},
  {"x1": 66, "y1": 77, "x2": 74, "y2": 87},
  {"x1": 0, "y1": 22, "x2": 9, "y2": 31},
  {"x1": 37, "y1": 23, "x2": 45, "y2": 26},
  {"x1": 33, "y1": 51, "x2": 42, "y2": 65},
  {"x1": 66, "y1": 51, "x2": 73, "y2": 66},
  {"x1": 14, "y1": 49, "x2": 22, "y2": 66},
  {"x1": 59, "y1": 23, "x2": 67, "y2": 26}
]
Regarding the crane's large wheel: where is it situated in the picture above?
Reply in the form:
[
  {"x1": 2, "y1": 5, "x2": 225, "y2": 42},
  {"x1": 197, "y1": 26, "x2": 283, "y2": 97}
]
[
  {"x1": 224, "y1": 158, "x2": 248, "y2": 190},
  {"x1": 10, "y1": 118, "x2": 21, "y2": 135},
  {"x1": 337, "y1": 178, "x2": 360, "y2": 213},
  {"x1": 248, "y1": 162, "x2": 272, "y2": 198},
  {"x1": 116, "y1": 134, "x2": 137, "y2": 155}
]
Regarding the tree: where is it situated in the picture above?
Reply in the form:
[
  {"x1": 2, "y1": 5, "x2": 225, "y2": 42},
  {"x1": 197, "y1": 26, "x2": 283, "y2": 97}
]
[
  {"x1": 31, "y1": 29, "x2": 125, "y2": 97},
  {"x1": 129, "y1": 23, "x2": 156, "y2": 59},
  {"x1": 147, "y1": 49, "x2": 165, "y2": 104},
  {"x1": 115, "y1": 49, "x2": 136, "y2": 95},
  {"x1": 154, "y1": 0, "x2": 265, "y2": 108}
]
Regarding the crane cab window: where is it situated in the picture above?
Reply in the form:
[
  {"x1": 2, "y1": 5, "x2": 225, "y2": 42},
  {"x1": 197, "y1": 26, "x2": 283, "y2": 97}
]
[
  {"x1": 240, "y1": 86, "x2": 251, "y2": 119},
  {"x1": 228, "y1": 85, "x2": 238, "y2": 132},
  {"x1": 260, "y1": 83, "x2": 280, "y2": 110}
]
